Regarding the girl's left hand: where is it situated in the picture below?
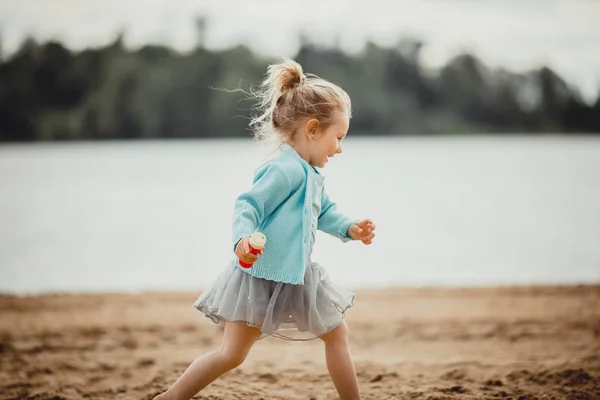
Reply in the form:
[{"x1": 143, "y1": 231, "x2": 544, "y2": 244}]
[{"x1": 348, "y1": 219, "x2": 376, "y2": 245}]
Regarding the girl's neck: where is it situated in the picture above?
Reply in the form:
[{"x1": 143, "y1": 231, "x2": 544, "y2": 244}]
[{"x1": 287, "y1": 140, "x2": 312, "y2": 166}]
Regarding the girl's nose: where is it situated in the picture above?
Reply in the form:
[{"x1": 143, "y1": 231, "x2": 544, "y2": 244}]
[{"x1": 337, "y1": 145, "x2": 343, "y2": 154}]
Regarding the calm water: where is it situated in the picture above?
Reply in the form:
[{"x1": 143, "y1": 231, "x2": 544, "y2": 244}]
[{"x1": 1, "y1": 136, "x2": 599, "y2": 294}]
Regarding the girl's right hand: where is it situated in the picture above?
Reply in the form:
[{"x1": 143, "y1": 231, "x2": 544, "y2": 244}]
[{"x1": 235, "y1": 237, "x2": 263, "y2": 265}]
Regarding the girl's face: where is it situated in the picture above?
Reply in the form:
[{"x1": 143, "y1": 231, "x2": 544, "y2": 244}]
[{"x1": 308, "y1": 111, "x2": 349, "y2": 168}]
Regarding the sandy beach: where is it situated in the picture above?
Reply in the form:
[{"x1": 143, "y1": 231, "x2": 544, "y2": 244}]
[{"x1": 1, "y1": 285, "x2": 599, "y2": 399}]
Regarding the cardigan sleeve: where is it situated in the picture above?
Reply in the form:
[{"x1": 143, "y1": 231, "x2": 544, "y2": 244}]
[
  {"x1": 317, "y1": 188, "x2": 356, "y2": 243},
  {"x1": 232, "y1": 164, "x2": 292, "y2": 251}
]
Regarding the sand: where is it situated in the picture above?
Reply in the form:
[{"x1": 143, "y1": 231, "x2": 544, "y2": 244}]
[{"x1": 1, "y1": 285, "x2": 599, "y2": 399}]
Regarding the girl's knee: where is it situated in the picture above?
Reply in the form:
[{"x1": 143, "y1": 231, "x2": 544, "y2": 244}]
[
  {"x1": 219, "y1": 322, "x2": 260, "y2": 369},
  {"x1": 218, "y1": 348, "x2": 248, "y2": 369}
]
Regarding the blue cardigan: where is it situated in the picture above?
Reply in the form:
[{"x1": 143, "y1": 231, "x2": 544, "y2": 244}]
[{"x1": 232, "y1": 144, "x2": 355, "y2": 284}]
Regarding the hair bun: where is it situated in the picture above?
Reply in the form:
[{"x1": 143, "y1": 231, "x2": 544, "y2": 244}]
[{"x1": 268, "y1": 59, "x2": 307, "y2": 94}]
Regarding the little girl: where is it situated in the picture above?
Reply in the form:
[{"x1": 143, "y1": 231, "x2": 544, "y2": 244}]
[{"x1": 154, "y1": 59, "x2": 376, "y2": 400}]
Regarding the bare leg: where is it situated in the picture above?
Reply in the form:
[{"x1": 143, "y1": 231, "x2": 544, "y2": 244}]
[
  {"x1": 320, "y1": 322, "x2": 361, "y2": 400},
  {"x1": 154, "y1": 322, "x2": 261, "y2": 400}
]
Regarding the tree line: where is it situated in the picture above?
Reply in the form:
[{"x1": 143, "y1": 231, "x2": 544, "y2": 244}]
[{"x1": 1, "y1": 27, "x2": 598, "y2": 141}]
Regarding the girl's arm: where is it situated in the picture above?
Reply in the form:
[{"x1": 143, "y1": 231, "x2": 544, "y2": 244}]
[
  {"x1": 232, "y1": 164, "x2": 293, "y2": 250},
  {"x1": 317, "y1": 188, "x2": 356, "y2": 242}
]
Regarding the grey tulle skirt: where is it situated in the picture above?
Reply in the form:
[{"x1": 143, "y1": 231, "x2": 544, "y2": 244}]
[{"x1": 193, "y1": 261, "x2": 355, "y2": 341}]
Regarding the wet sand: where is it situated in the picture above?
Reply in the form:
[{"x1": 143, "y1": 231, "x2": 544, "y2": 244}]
[{"x1": 1, "y1": 285, "x2": 599, "y2": 399}]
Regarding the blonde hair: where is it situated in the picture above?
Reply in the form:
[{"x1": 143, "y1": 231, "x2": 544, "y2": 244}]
[{"x1": 248, "y1": 58, "x2": 351, "y2": 145}]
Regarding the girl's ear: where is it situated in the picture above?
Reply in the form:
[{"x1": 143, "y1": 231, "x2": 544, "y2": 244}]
[{"x1": 305, "y1": 118, "x2": 320, "y2": 140}]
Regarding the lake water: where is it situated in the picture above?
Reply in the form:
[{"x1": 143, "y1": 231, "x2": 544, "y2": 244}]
[{"x1": 1, "y1": 136, "x2": 599, "y2": 294}]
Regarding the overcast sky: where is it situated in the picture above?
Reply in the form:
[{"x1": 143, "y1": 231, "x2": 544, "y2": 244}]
[{"x1": 1, "y1": 0, "x2": 599, "y2": 101}]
